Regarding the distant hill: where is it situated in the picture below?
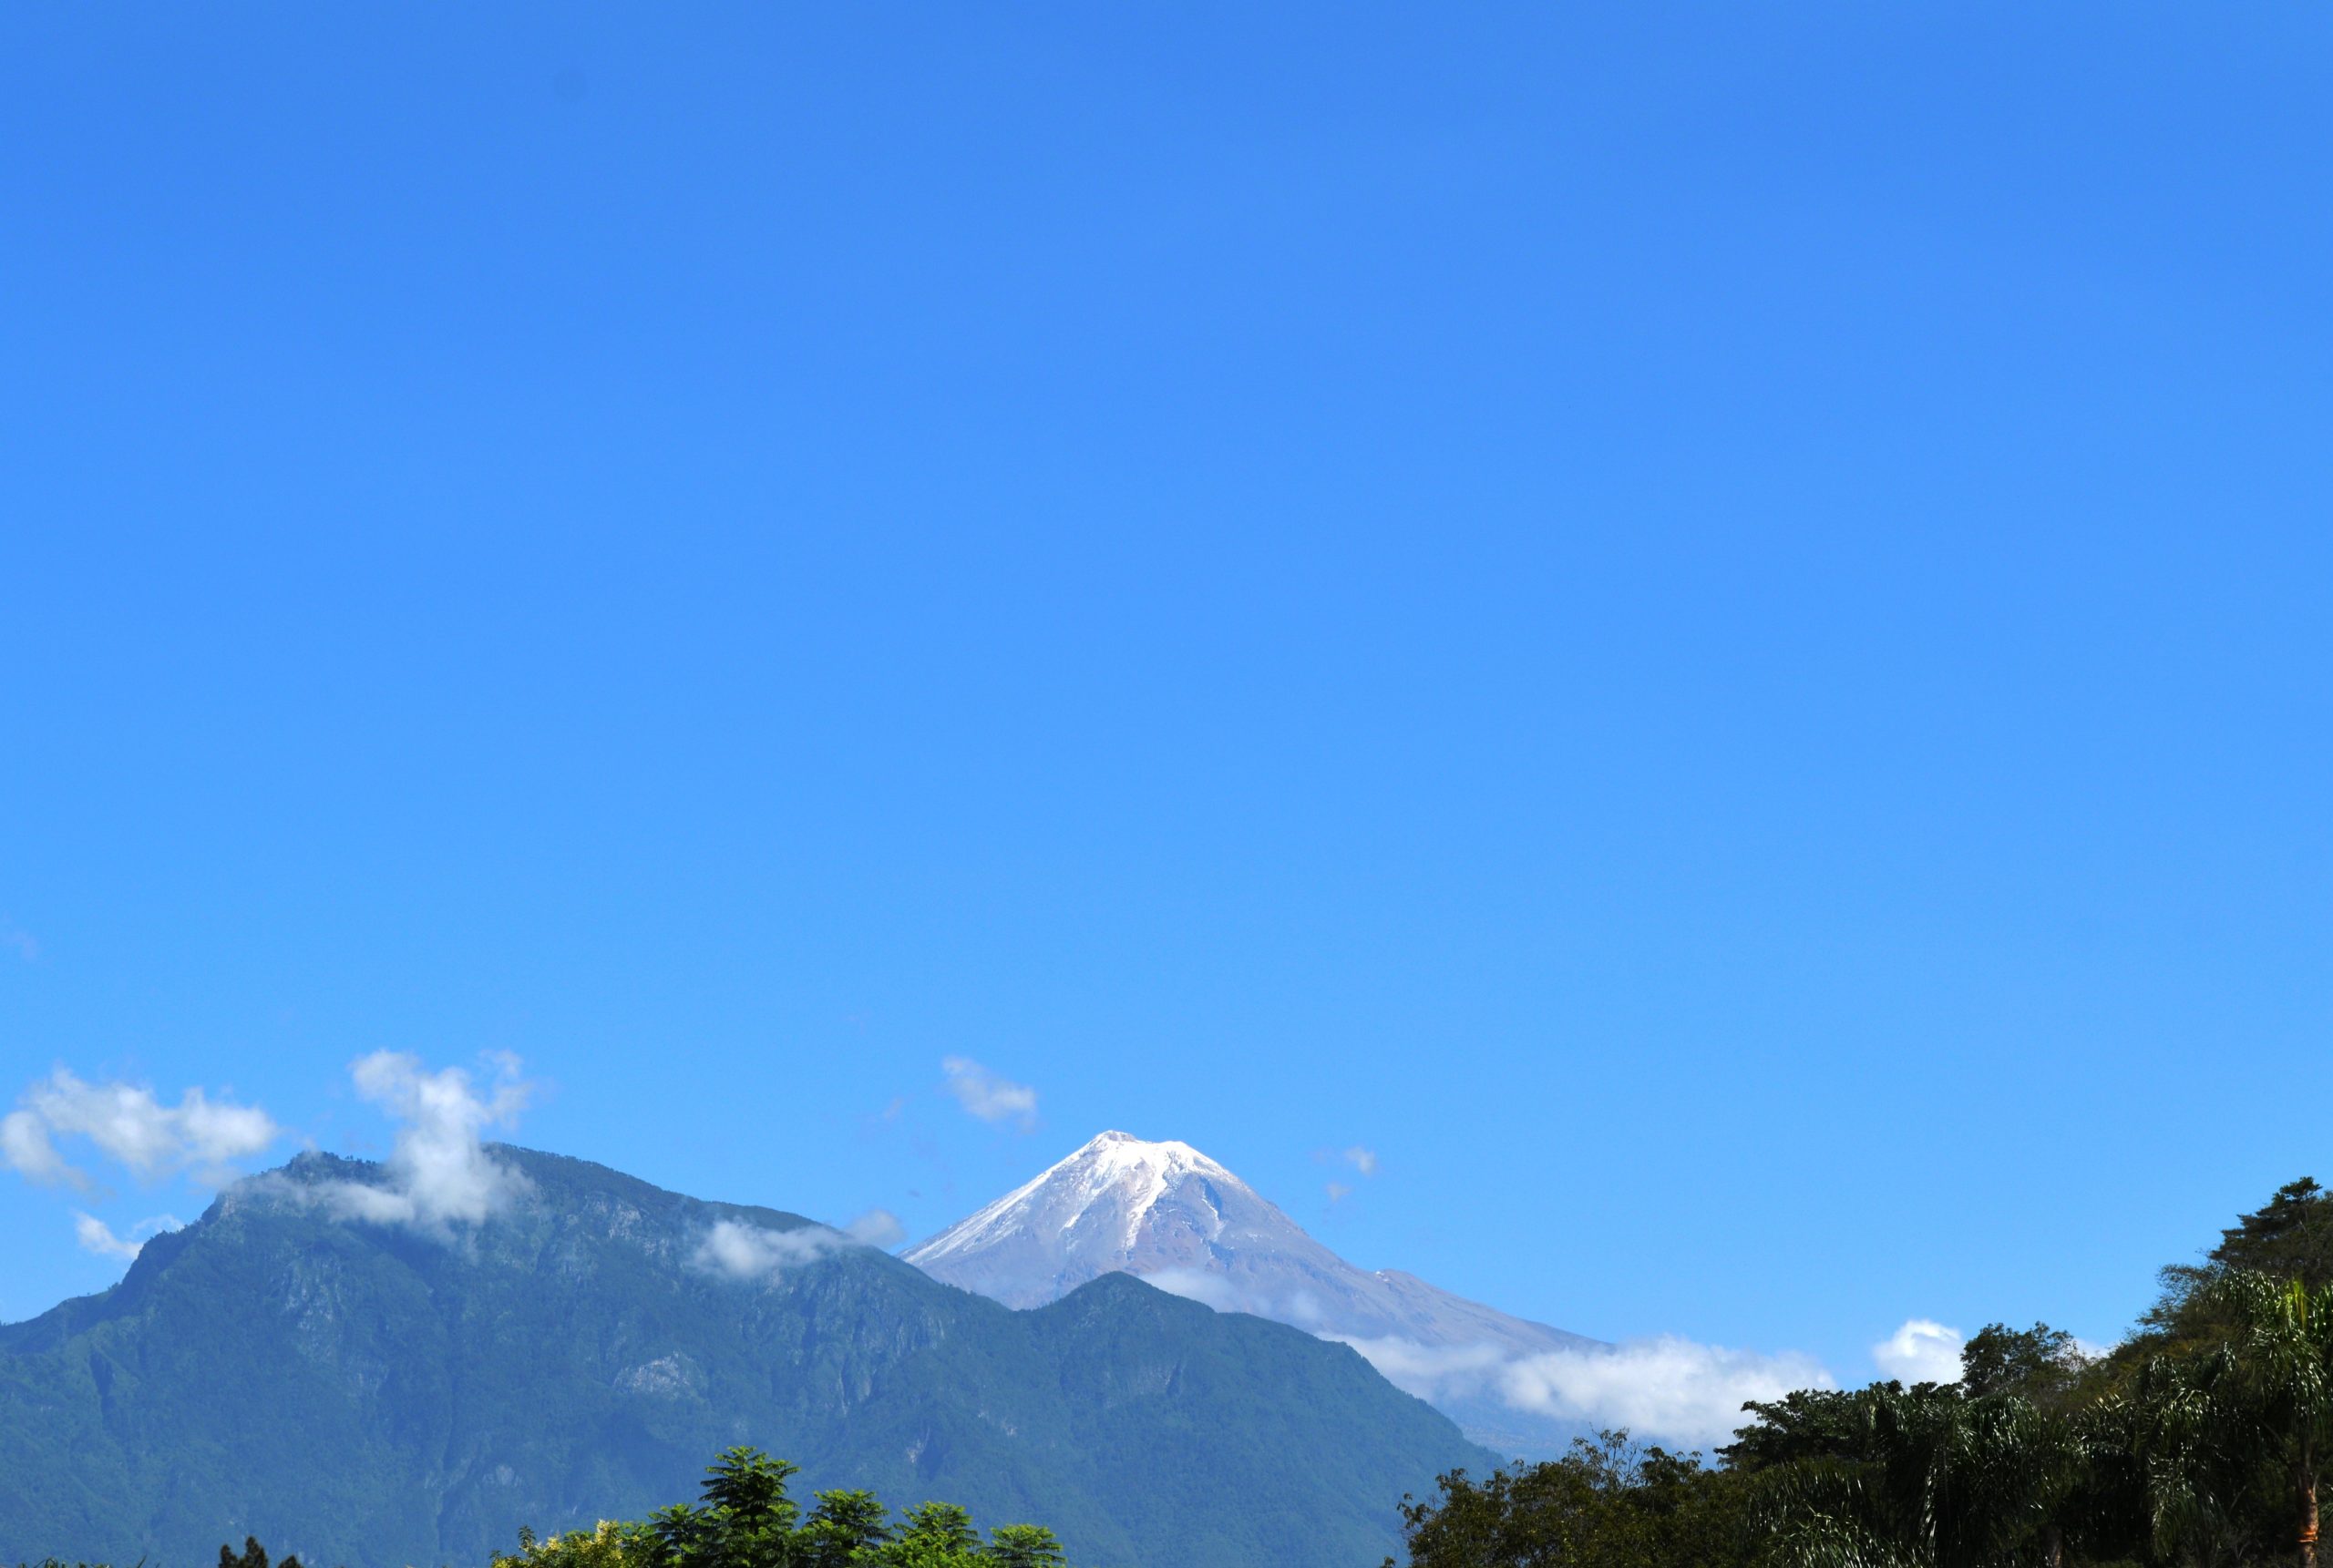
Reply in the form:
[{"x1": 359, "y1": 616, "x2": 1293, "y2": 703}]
[
  {"x1": 0, "y1": 1146, "x2": 1493, "y2": 1568},
  {"x1": 906, "y1": 1131, "x2": 1600, "y2": 1456}
]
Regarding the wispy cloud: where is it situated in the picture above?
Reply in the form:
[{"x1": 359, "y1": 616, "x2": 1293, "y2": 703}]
[
  {"x1": 300, "y1": 1052, "x2": 535, "y2": 1235},
  {"x1": 1314, "y1": 1144, "x2": 1381, "y2": 1198},
  {"x1": 693, "y1": 1208, "x2": 904, "y2": 1282},
  {"x1": 1, "y1": 1110, "x2": 75, "y2": 1187},
  {"x1": 1873, "y1": 1318, "x2": 1964, "y2": 1384},
  {"x1": 940, "y1": 1057, "x2": 1038, "y2": 1130},
  {"x1": 0, "y1": 920, "x2": 36, "y2": 963},
  {"x1": 73, "y1": 1211, "x2": 181, "y2": 1261},
  {"x1": 846, "y1": 1208, "x2": 906, "y2": 1247},
  {"x1": 1, "y1": 1070, "x2": 280, "y2": 1190}
]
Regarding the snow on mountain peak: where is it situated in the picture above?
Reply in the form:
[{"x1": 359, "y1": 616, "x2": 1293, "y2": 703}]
[
  {"x1": 902, "y1": 1129, "x2": 1269, "y2": 1285},
  {"x1": 905, "y1": 1132, "x2": 1607, "y2": 1459}
]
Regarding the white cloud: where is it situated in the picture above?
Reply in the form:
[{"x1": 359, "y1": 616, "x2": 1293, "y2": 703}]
[
  {"x1": 74, "y1": 1212, "x2": 143, "y2": 1259},
  {"x1": 1499, "y1": 1339, "x2": 1835, "y2": 1450},
  {"x1": 694, "y1": 1218, "x2": 838, "y2": 1279},
  {"x1": 694, "y1": 1208, "x2": 902, "y2": 1280},
  {"x1": 2, "y1": 1109, "x2": 76, "y2": 1187},
  {"x1": 940, "y1": 1057, "x2": 1038, "y2": 1130},
  {"x1": 1146, "y1": 1267, "x2": 1247, "y2": 1312},
  {"x1": 1334, "y1": 1333, "x2": 1835, "y2": 1452},
  {"x1": 72, "y1": 1211, "x2": 181, "y2": 1261},
  {"x1": 2, "y1": 1071, "x2": 279, "y2": 1189},
  {"x1": 1325, "y1": 1182, "x2": 1353, "y2": 1203},
  {"x1": 845, "y1": 1208, "x2": 906, "y2": 1248},
  {"x1": 1342, "y1": 1146, "x2": 1379, "y2": 1177},
  {"x1": 1873, "y1": 1318, "x2": 1965, "y2": 1384},
  {"x1": 1334, "y1": 1335, "x2": 1516, "y2": 1392},
  {"x1": 307, "y1": 1052, "x2": 534, "y2": 1235}
]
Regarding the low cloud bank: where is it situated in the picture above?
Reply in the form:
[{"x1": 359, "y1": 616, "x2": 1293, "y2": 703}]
[
  {"x1": 1138, "y1": 1266, "x2": 1824, "y2": 1450},
  {"x1": 1, "y1": 1070, "x2": 279, "y2": 1190},
  {"x1": 1335, "y1": 1333, "x2": 1835, "y2": 1451},
  {"x1": 1146, "y1": 1267, "x2": 1332, "y2": 1327},
  {"x1": 694, "y1": 1209, "x2": 906, "y2": 1282}
]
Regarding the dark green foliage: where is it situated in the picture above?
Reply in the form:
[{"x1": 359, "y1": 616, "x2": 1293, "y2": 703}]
[
  {"x1": 798, "y1": 1493, "x2": 890, "y2": 1568},
  {"x1": 2143, "y1": 1178, "x2": 2333, "y2": 1352},
  {"x1": 891, "y1": 1507, "x2": 978, "y2": 1557},
  {"x1": 0, "y1": 1147, "x2": 1490, "y2": 1568},
  {"x1": 1390, "y1": 1178, "x2": 2333, "y2": 1568},
  {"x1": 216, "y1": 1541, "x2": 302, "y2": 1568},
  {"x1": 983, "y1": 1526, "x2": 1064, "y2": 1568},
  {"x1": 645, "y1": 1450, "x2": 802, "y2": 1568},
  {"x1": 1721, "y1": 1387, "x2": 1884, "y2": 1471},
  {"x1": 2214, "y1": 1181, "x2": 2333, "y2": 1292},
  {"x1": 1391, "y1": 1433, "x2": 1757, "y2": 1568},
  {"x1": 1961, "y1": 1322, "x2": 2085, "y2": 1404},
  {"x1": 495, "y1": 1450, "x2": 1069, "y2": 1568}
]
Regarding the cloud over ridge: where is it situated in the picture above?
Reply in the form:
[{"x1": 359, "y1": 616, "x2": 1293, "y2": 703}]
[
  {"x1": 295, "y1": 1052, "x2": 536, "y2": 1236},
  {"x1": 693, "y1": 1208, "x2": 906, "y2": 1282}
]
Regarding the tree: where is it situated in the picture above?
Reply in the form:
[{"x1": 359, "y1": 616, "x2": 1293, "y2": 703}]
[
  {"x1": 858, "y1": 1503, "x2": 985, "y2": 1568},
  {"x1": 1958, "y1": 1324, "x2": 2084, "y2": 1405},
  {"x1": 645, "y1": 1448, "x2": 803, "y2": 1568},
  {"x1": 1752, "y1": 1383, "x2": 1962, "y2": 1568},
  {"x1": 798, "y1": 1491, "x2": 890, "y2": 1568},
  {"x1": 2143, "y1": 1179, "x2": 2333, "y2": 1353},
  {"x1": 1390, "y1": 1432, "x2": 1754, "y2": 1568},
  {"x1": 493, "y1": 1520, "x2": 656, "y2": 1568},
  {"x1": 2205, "y1": 1270, "x2": 2333, "y2": 1568},
  {"x1": 2126, "y1": 1348, "x2": 2269, "y2": 1567},
  {"x1": 498, "y1": 1450, "x2": 1082, "y2": 1568},
  {"x1": 2215, "y1": 1181, "x2": 2333, "y2": 1292},
  {"x1": 216, "y1": 1540, "x2": 302, "y2": 1568},
  {"x1": 985, "y1": 1525, "x2": 1065, "y2": 1568}
]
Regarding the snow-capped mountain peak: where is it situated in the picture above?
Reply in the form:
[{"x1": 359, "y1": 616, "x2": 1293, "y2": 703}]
[
  {"x1": 904, "y1": 1130, "x2": 1332, "y2": 1304},
  {"x1": 906, "y1": 1130, "x2": 1596, "y2": 1358}
]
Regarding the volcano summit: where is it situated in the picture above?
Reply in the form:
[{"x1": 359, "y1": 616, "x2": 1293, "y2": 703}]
[{"x1": 906, "y1": 1131, "x2": 1601, "y2": 1453}]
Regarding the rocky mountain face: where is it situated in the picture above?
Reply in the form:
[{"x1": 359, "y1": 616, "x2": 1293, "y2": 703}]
[
  {"x1": 0, "y1": 1146, "x2": 1492, "y2": 1568},
  {"x1": 906, "y1": 1131, "x2": 1600, "y2": 1455}
]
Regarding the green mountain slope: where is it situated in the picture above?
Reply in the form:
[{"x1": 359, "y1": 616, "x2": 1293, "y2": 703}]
[{"x1": 0, "y1": 1148, "x2": 1492, "y2": 1568}]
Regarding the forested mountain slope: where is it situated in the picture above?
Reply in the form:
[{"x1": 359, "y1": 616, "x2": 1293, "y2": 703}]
[{"x1": 0, "y1": 1147, "x2": 1492, "y2": 1568}]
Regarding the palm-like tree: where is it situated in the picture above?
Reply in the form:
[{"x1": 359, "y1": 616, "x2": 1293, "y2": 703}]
[
  {"x1": 1758, "y1": 1384, "x2": 2112, "y2": 1568},
  {"x1": 2205, "y1": 1269, "x2": 2333, "y2": 1568},
  {"x1": 1756, "y1": 1384, "x2": 1972, "y2": 1568},
  {"x1": 1945, "y1": 1396, "x2": 2085, "y2": 1567}
]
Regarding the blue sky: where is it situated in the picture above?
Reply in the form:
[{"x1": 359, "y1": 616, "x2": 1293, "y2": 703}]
[{"x1": 3, "y1": 3, "x2": 2328, "y2": 1404}]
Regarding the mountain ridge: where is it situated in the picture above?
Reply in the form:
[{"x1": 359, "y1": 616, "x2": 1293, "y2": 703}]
[{"x1": 0, "y1": 1143, "x2": 1493, "y2": 1568}]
